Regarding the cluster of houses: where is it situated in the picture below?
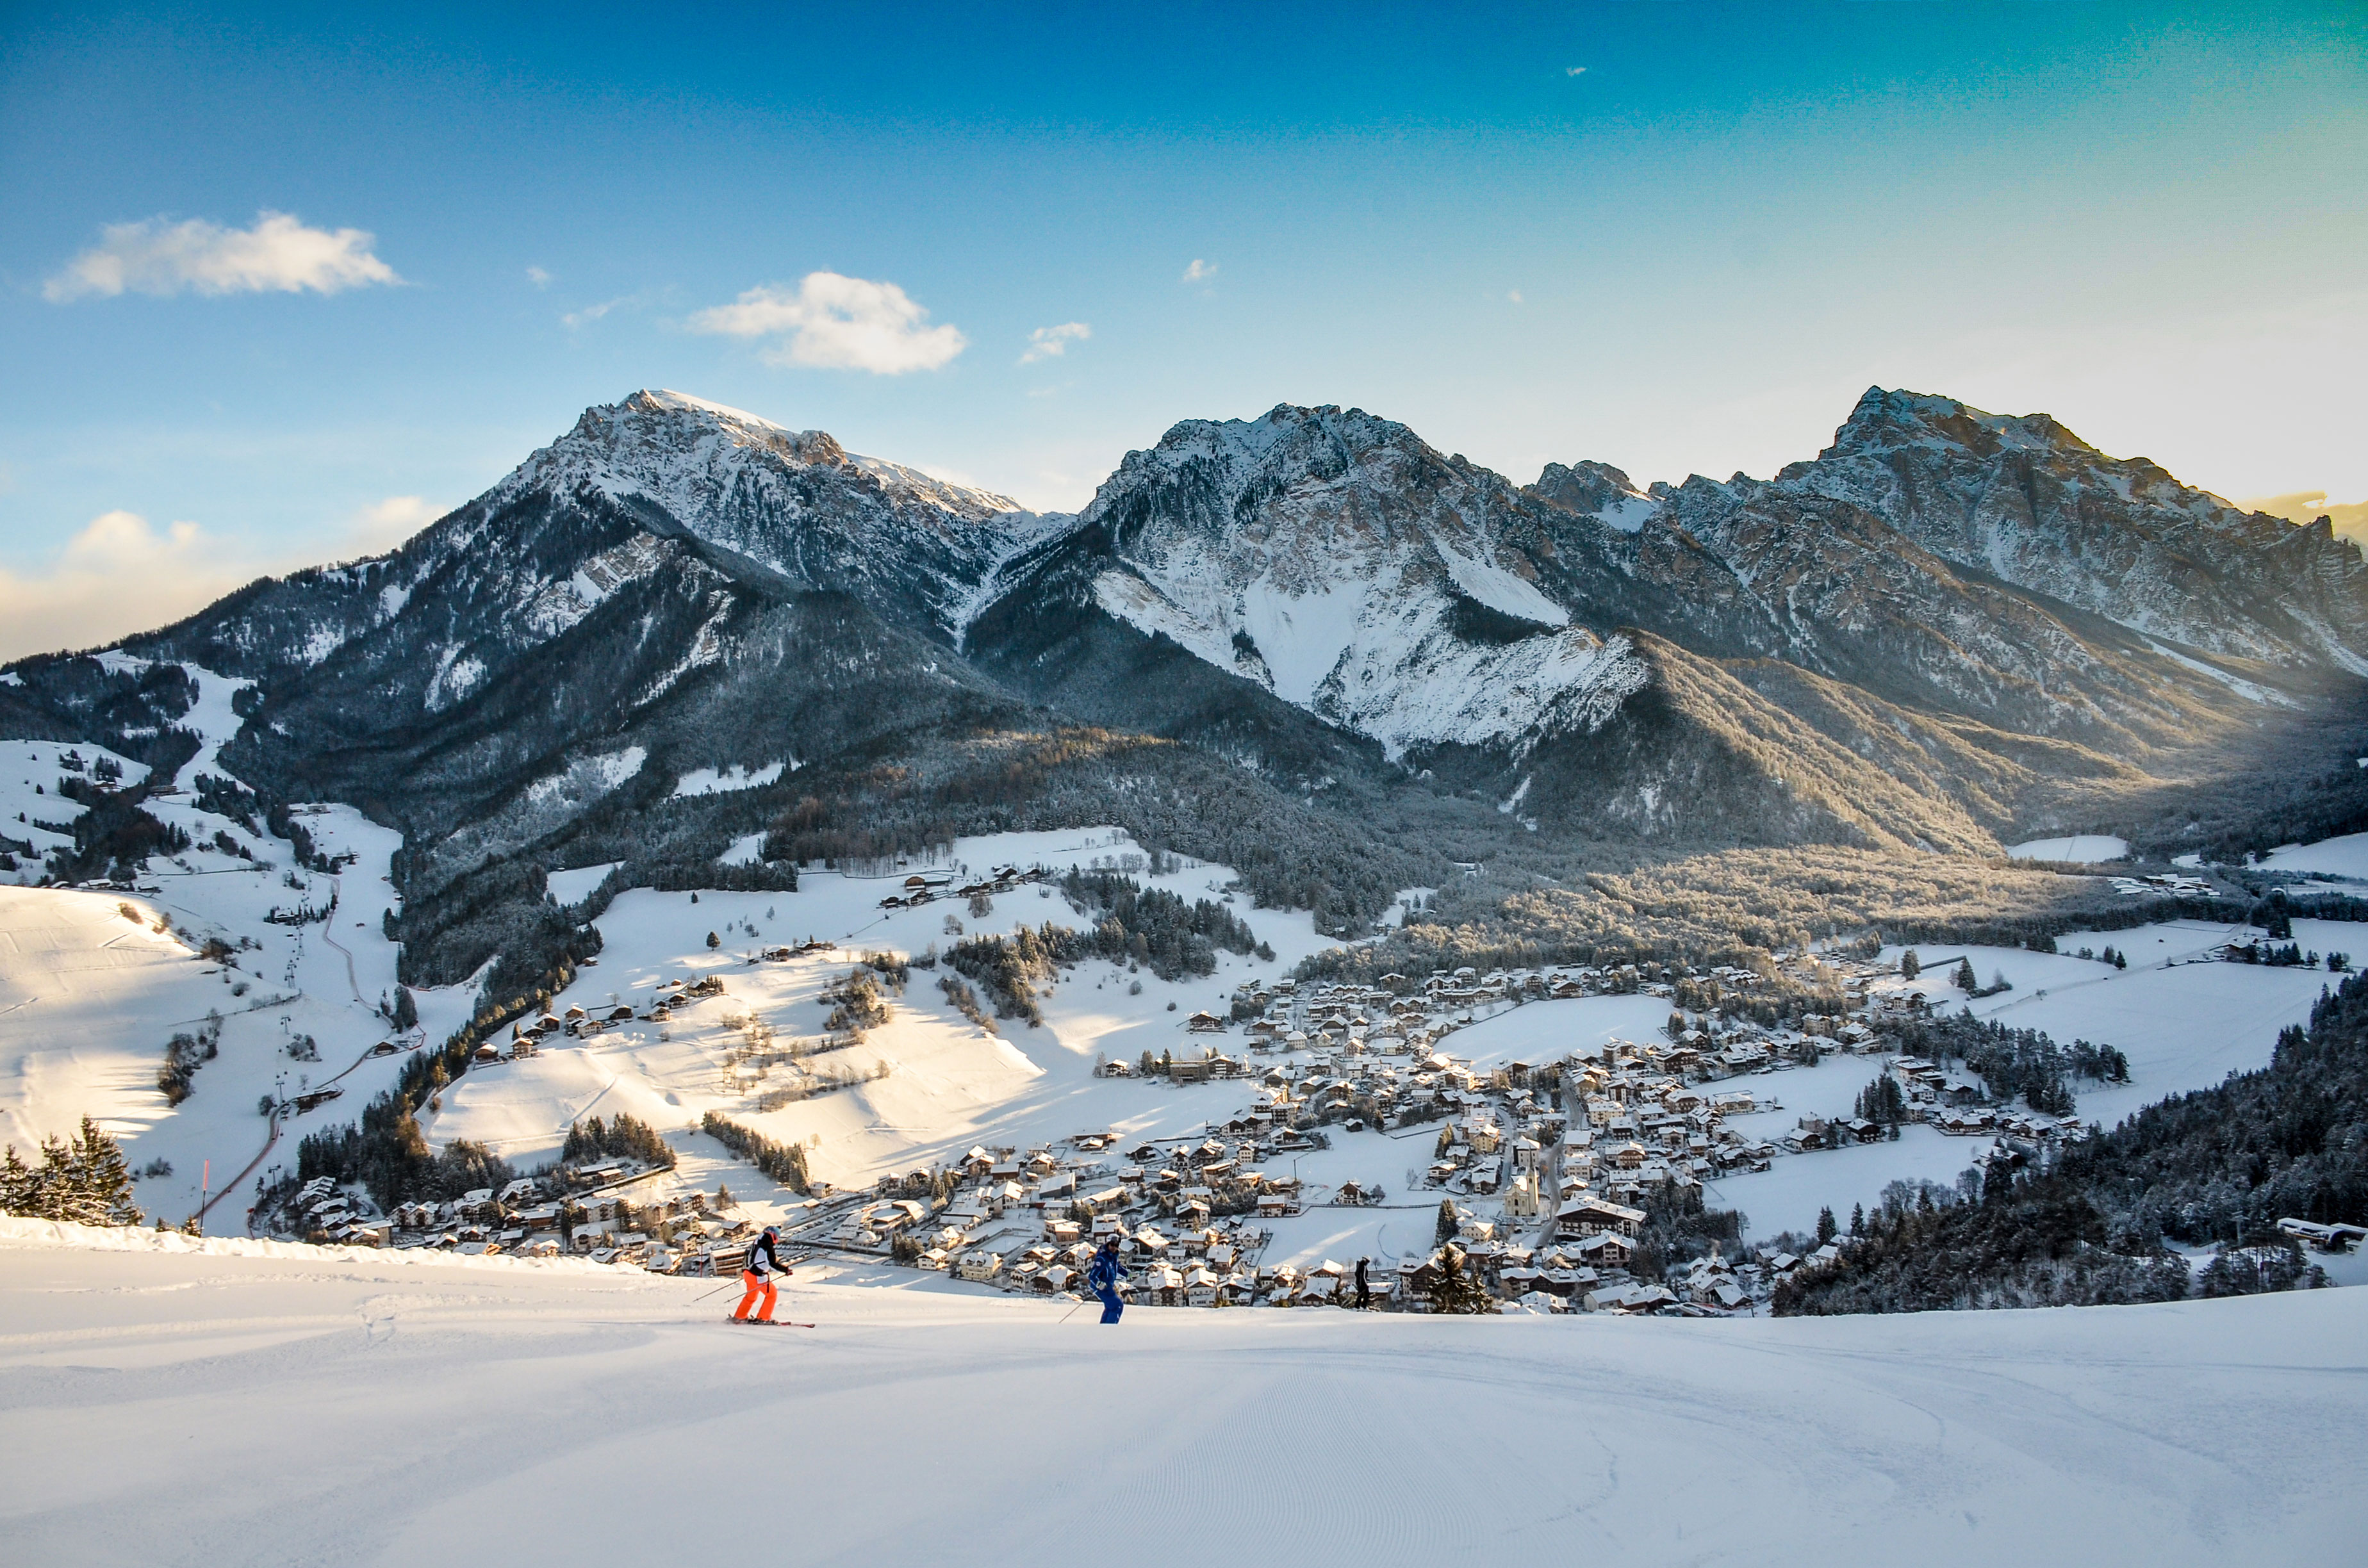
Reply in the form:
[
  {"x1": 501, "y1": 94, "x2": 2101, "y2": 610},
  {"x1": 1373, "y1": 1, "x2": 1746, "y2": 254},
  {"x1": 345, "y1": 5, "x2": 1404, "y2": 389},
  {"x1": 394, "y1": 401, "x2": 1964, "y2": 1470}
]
[
  {"x1": 292, "y1": 1156, "x2": 774, "y2": 1271},
  {"x1": 1876, "y1": 1057, "x2": 2089, "y2": 1142},
  {"x1": 488, "y1": 972, "x2": 732, "y2": 1058},
  {"x1": 822, "y1": 945, "x2": 2109, "y2": 1315},
  {"x1": 2110, "y1": 871, "x2": 2214, "y2": 897},
  {"x1": 817, "y1": 1138, "x2": 1297, "y2": 1304},
  {"x1": 875, "y1": 863, "x2": 1049, "y2": 911}
]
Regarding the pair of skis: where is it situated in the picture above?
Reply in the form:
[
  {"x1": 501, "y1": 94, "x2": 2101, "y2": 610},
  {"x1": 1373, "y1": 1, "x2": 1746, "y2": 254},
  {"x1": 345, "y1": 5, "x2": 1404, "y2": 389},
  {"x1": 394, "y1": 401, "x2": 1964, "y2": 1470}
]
[{"x1": 726, "y1": 1316, "x2": 815, "y2": 1328}]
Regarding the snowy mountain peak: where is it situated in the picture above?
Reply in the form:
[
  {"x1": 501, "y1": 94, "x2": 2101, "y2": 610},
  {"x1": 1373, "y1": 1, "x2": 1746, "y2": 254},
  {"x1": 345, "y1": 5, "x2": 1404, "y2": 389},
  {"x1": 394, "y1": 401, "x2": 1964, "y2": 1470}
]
[
  {"x1": 1530, "y1": 461, "x2": 1659, "y2": 534},
  {"x1": 509, "y1": 389, "x2": 1028, "y2": 524},
  {"x1": 628, "y1": 387, "x2": 839, "y2": 449},
  {"x1": 1772, "y1": 386, "x2": 2368, "y2": 665},
  {"x1": 1818, "y1": 386, "x2": 2097, "y2": 466},
  {"x1": 469, "y1": 391, "x2": 1065, "y2": 641},
  {"x1": 1033, "y1": 400, "x2": 1637, "y2": 758}
]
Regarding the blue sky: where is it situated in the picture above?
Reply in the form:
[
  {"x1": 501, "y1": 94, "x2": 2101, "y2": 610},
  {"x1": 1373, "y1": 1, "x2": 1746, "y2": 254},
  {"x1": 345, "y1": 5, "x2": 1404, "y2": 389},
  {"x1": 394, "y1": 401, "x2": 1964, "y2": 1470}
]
[{"x1": 2, "y1": 2, "x2": 2363, "y2": 655}]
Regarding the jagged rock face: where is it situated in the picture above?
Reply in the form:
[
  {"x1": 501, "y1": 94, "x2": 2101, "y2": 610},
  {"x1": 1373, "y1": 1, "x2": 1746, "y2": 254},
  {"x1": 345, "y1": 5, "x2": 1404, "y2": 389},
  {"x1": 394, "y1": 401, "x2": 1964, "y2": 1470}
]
[
  {"x1": 4, "y1": 383, "x2": 2361, "y2": 881},
  {"x1": 1779, "y1": 388, "x2": 2368, "y2": 670},
  {"x1": 1530, "y1": 461, "x2": 1657, "y2": 532},
  {"x1": 489, "y1": 389, "x2": 1072, "y2": 641},
  {"x1": 1019, "y1": 404, "x2": 1649, "y2": 760},
  {"x1": 1645, "y1": 475, "x2": 2226, "y2": 749}
]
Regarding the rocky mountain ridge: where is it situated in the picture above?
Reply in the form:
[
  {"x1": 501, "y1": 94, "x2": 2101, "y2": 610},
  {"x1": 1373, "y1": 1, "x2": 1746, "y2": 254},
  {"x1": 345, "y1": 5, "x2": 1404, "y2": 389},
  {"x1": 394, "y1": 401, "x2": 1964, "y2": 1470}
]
[{"x1": 4, "y1": 384, "x2": 2362, "y2": 976}]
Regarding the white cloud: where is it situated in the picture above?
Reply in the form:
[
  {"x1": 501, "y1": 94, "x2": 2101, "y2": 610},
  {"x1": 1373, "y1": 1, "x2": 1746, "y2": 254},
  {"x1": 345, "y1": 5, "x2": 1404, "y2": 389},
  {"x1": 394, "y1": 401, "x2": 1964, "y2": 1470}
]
[
  {"x1": 527, "y1": 266, "x2": 552, "y2": 288},
  {"x1": 1182, "y1": 259, "x2": 1217, "y2": 284},
  {"x1": 0, "y1": 512, "x2": 247, "y2": 660},
  {"x1": 1508, "y1": 290, "x2": 1524, "y2": 304},
  {"x1": 340, "y1": 496, "x2": 441, "y2": 556},
  {"x1": 686, "y1": 272, "x2": 966, "y2": 374},
  {"x1": 44, "y1": 211, "x2": 400, "y2": 302},
  {"x1": 1019, "y1": 322, "x2": 1091, "y2": 364},
  {"x1": 0, "y1": 496, "x2": 447, "y2": 662},
  {"x1": 1566, "y1": 65, "x2": 1588, "y2": 77},
  {"x1": 562, "y1": 296, "x2": 632, "y2": 329}
]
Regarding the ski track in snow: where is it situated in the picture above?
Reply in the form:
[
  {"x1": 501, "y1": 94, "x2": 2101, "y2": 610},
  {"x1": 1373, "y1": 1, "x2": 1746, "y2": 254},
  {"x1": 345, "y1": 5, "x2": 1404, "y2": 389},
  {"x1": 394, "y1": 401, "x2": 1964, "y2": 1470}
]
[{"x1": 2, "y1": 1217, "x2": 2364, "y2": 1565}]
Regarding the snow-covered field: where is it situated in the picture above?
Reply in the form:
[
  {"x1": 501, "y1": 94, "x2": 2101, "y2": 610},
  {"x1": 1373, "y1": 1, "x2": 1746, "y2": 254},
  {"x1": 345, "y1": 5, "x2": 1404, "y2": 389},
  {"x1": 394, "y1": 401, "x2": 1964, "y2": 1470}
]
[
  {"x1": 3, "y1": 1218, "x2": 2362, "y2": 1566},
  {"x1": 2258, "y1": 831, "x2": 2368, "y2": 881},
  {"x1": 1704, "y1": 921, "x2": 2344, "y2": 1238},
  {"x1": 0, "y1": 799, "x2": 1381, "y2": 1234},
  {"x1": 2, "y1": 740, "x2": 152, "y2": 878},
  {"x1": 0, "y1": 799, "x2": 477, "y2": 1229},
  {"x1": 0, "y1": 665, "x2": 498, "y2": 1227},
  {"x1": 2007, "y1": 834, "x2": 2128, "y2": 862},
  {"x1": 436, "y1": 828, "x2": 1353, "y2": 1196}
]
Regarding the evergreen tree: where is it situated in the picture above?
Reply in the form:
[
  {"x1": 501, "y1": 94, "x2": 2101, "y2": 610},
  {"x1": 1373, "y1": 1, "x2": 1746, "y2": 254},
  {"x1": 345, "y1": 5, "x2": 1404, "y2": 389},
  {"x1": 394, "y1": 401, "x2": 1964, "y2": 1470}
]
[
  {"x1": 1900, "y1": 949, "x2": 1920, "y2": 981},
  {"x1": 391, "y1": 986, "x2": 418, "y2": 1030},
  {"x1": 1850, "y1": 1202, "x2": 1865, "y2": 1236},
  {"x1": 75, "y1": 1117, "x2": 141, "y2": 1225},
  {"x1": 706, "y1": 931, "x2": 721, "y2": 949},
  {"x1": 1954, "y1": 958, "x2": 1977, "y2": 992},
  {"x1": 0, "y1": 1145, "x2": 36, "y2": 1216},
  {"x1": 1816, "y1": 1205, "x2": 1838, "y2": 1245},
  {"x1": 1427, "y1": 1244, "x2": 1492, "y2": 1315},
  {"x1": 1436, "y1": 1197, "x2": 1458, "y2": 1246}
]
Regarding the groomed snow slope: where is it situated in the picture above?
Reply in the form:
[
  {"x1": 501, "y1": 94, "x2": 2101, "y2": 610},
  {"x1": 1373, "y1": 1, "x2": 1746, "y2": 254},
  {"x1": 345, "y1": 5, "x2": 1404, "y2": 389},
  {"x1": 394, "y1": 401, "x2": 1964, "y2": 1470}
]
[{"x1": 3, "y1": 1220, "x2": 2362, "y2": 1566}]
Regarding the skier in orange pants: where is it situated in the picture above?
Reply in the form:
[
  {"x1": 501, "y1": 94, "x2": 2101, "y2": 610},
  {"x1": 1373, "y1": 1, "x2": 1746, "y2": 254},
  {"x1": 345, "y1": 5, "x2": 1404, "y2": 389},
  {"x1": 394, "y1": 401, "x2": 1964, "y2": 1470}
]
[{"x1": 734, "y1": 1225, "x2": 791, "y2": 1323}]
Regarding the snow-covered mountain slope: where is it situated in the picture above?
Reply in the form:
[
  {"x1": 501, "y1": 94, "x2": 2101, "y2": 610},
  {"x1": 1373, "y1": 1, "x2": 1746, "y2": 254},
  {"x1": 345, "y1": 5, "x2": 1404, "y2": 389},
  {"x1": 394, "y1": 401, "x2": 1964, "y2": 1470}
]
[
  {"x1": 1778, "y1": 387, "x2": 2368, "y2": 671},
  {"x1": 0, "y1": 396, "x2": 1067, "y2": 929},
  {"x1": 2, "y1": 382, "x2": 2362, "y2": 979},
  {"x1": 978, "y1": 393, "x2": 2351, "y2": 797},
  {"x1": 0, "y1": 803, "x2": 486, "y2": 1228},
  {"x1": 490, "y1": 389, "x2": 1074, "y2": 641},
  {"x1": 1021, "y1": 404, "x2": 1646, "y2": 758},
  {"x1": 8, "y1": 1221, "x2": 2364, "y2": 1567}
]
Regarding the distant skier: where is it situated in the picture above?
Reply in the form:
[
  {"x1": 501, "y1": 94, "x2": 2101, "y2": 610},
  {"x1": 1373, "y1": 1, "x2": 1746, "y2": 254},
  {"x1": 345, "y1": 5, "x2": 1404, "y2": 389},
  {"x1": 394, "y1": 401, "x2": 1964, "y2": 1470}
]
[
  {"x1": 1354, "y1": 1256, "x2": 1372, "y2": 1311},
  {"x1": 1087, "y1": 1237, "x2": 1128, "y2": 1323},
  {"x1": 733, "y1": 1225, "x2": 792, "y2": 1324}
]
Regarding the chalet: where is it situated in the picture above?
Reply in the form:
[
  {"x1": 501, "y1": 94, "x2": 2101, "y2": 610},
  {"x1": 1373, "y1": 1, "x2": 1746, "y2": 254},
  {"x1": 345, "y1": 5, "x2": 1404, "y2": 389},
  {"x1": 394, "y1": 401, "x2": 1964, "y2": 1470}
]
[
  {"x1": 1584, "y1": 1282, "x2": 1675, "y2": 1313},
  {"x1": 1556, "y1": 1196, "x2": 1646, "y2": 1242},
  {"x1": 1185, "y1": 1011, "x2": 1226, "y2": 1033}
]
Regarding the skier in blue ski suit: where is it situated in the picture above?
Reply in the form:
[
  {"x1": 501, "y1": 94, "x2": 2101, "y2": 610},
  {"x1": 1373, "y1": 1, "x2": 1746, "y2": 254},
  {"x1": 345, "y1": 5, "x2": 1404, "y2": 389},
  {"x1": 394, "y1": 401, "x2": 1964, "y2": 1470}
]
[{"x1": 1087, "y1": 1237, "x2": 1128, "y2": 1323}]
